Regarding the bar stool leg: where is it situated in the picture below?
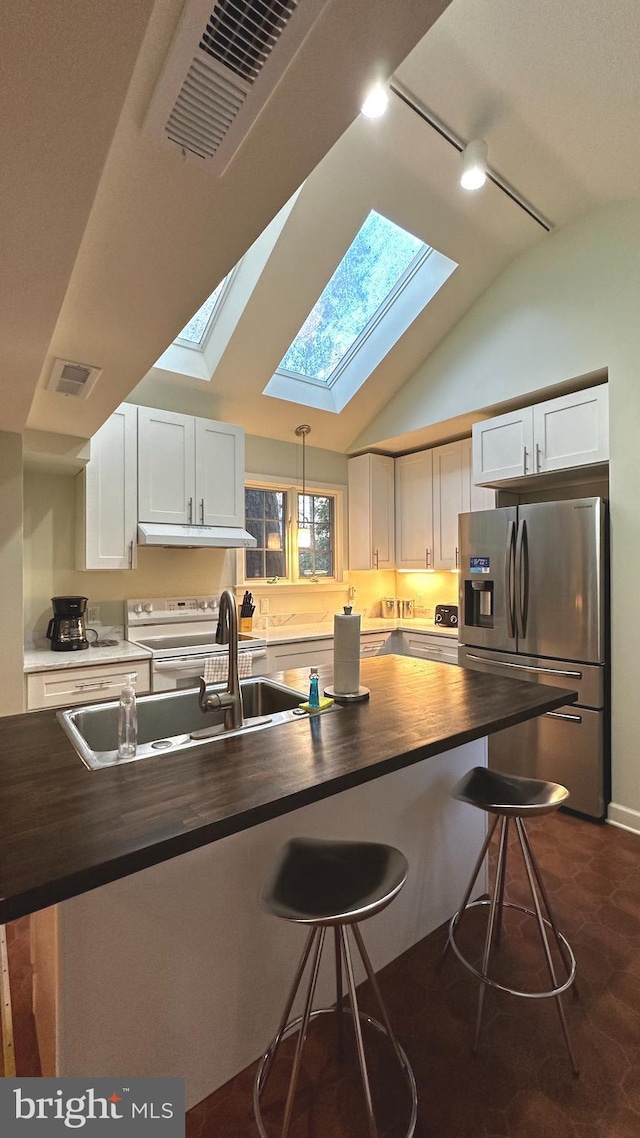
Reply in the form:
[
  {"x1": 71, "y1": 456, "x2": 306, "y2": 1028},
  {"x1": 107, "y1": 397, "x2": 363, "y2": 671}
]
[
  {"x1": 519, "y1": 822, "x2": 579, "y2": 999},
  {"x1": 259, "y1": 927, "x2": 318, "y2": 1090},
  {"x1": 352, "y1": 925, "x2": 410, "y2": 1074},
  {"x1": 439, "y1": 814, "x2": 500, "y2": 970},
  {"x1": 334, "y1": 926, "x2": 345, "y2": 1057},
  {"x1": 341, "y1": 926, "x2": 378, "y2": 1138},
  {"x1": 280, "y1": 927, "x2": 326, "y2": 1138},
  {"x1": 494, "y1": 818, "x2": 510, "y2": 948},
  {"x1": 515, "y1": 819, "x2": 579, "y2": 1077},
  {"x1": 473, "y1": 816, "x2": 509, "y2": 1053}
]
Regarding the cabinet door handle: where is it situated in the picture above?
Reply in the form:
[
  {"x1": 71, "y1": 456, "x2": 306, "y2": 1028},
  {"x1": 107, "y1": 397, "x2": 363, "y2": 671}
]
[
  {"x1": 535, "y1": 443, "x2": 542, "y2": 472},
  {"x1": 200, "y1": 498, "x2": 205, "y2": 524},
  {"x1": 128, "y1": 540, "x2": 134, "y2": 569},
  {"x1": 425, "y1": 548, "x2": 431, "y2": 569},
  {"x1": 523, "y1": 446, "x2": 528, "y2": 474},
  {"x1": 455, "y1": 546, "x2": 459, "y2": 569},
  {"x1": 188, "y1": 497, "x2": 193, "y2": 523},
  {"x1": 374, "y1": 549, "x2": 379, "y2": 569}
]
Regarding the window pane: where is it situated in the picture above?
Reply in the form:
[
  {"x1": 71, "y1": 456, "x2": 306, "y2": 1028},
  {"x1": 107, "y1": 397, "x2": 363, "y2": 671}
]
[
  {"x1": 278, "y1": 211, "x2": 425, "y2": 383},
  {"x1": 297, "y1": 493, "x2": 334, "y2": 578},
  {"x1": 245, "y1": 489, "x2": 287, "y2": 579},
  {"x1": 177, "y1": 277, "x2": 226, "y2": 345},
  {"x1": 246, "y1": 550, "x2": 264, "y2": 579}
]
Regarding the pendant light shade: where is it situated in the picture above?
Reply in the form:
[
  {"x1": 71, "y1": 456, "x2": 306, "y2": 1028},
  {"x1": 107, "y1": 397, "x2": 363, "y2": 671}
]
[
  {"x1": 295, "y1": 424, "x2": 312, "y2": 548},
  {"x1": 460, "y1": 138, "x2": 488, "y2": 190}
]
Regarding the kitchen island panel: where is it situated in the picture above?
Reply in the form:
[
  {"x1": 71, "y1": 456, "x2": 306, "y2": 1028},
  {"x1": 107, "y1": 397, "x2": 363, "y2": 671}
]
[{"x1": 34, "y1": 738, "x2": 486, "y2": 1109}]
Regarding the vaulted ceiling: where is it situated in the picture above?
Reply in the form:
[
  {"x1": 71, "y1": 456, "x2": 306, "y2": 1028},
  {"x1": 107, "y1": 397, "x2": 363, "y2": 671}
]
[{"x1": 4, "y1": 0, "x2": 640, "y2": 455}]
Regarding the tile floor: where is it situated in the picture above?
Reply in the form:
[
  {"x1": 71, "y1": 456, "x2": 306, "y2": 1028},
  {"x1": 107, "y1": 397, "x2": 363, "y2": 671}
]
[{"x1": 4, "y1": 812, "x2": 640, "y2": 1136}]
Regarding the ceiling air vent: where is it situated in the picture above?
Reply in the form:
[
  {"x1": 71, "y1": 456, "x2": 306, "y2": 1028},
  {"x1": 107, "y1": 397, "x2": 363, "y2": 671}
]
[
  {"x1": 47, "y1": 359, "x2": 102, "y2": 399},
  {"x1": 144, "y1": 0, "x2": 328, "y2": 172}
]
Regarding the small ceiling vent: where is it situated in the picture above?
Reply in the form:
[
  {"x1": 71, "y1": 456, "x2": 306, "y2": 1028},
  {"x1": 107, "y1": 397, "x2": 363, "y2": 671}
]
[
  {"x1": 47, "y1": 359, "x2": 102, "y2": 399},
  {"x1": 144, "y1": 0, "x2": 328, "y2": 172}
]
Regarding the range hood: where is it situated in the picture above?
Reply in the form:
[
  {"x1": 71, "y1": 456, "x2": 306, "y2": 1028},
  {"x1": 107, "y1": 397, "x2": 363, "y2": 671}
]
[{"x1": 137, "y1": 523, "x2": 256, "y2": 549}]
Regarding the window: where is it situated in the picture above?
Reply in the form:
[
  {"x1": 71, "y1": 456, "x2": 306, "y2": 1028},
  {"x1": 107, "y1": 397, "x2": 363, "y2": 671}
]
[
  {"x1": 245, "y1": 489, "x2": 287, "y2": 580},
  {"x1": 242, "y1": 480, "x2": 343, "y2": 584},
  {"x1": 263, "y1": 210, "x2": 457, "y2": 413},
  {"x1": 175, "y1": 269, "x2": 235, "y2": 348}
]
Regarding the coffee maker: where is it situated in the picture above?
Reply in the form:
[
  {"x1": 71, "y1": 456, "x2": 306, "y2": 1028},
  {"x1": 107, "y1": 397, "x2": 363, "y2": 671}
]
[{"x1": 46, "y1": 596, "x2": 90, "y2": 652}]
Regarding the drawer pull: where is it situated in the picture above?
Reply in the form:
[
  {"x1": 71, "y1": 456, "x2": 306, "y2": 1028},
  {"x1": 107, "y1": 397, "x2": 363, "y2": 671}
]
[
  {"x1": 544, "y1": 711, "x2": 582, "y2": 723},
  {"x1": 74, "y1": 681, "x2": 111, "y2": 691}
]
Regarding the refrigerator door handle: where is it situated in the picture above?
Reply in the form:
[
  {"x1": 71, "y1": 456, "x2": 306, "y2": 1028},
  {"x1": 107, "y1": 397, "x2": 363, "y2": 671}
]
[
  {"x1": 515, "y1": 519, "x2": 529, "y2": 638},
  {"x1": 544, "y1": 711, "x2": 582, "y2": 723},
  {"x1": 464, "y1": 654, "x2": 582, "y2": 679},
  {"x1": 505, "y1": 520, "x2": 516, "y2": 638}
]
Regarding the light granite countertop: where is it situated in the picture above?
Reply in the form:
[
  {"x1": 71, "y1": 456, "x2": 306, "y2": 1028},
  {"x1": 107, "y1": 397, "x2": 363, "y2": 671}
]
[
  {"x1": 24, "y1": 641, "x2": 152, "y2": 674},
  {"x1": 262, "y1": 618, "x2": 459, "y2": 645}
]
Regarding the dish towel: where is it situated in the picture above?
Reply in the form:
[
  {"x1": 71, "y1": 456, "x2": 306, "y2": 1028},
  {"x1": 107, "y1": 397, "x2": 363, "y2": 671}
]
[{"x1": 203, "y1": 653, "x2": 253, "y2": 685}]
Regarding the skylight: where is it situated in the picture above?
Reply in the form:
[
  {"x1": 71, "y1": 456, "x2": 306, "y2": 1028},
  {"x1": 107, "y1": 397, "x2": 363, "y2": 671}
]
[
  {"x1": 278, "y1": 211, "x2": 425, "y2": 384},
  {"x1": 263, "y1": 210, "x2": 457, "y2": 413},
  {"x1": 176, "y1": 277, "x2": 227, "y2": 346}
]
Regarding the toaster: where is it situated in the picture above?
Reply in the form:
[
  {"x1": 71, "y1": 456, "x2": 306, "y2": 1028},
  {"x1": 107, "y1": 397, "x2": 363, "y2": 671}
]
[{"x1": 434, "y1": 604, "x2": 458, "y2": 628}]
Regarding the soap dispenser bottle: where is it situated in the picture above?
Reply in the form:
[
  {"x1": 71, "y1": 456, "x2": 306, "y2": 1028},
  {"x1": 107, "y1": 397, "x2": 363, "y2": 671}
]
[
  {"x1": 308, "y1": 667, "x2": 320, "y2": 710},
  {"x1": 117, "y1": 674, "x2": 138, "y2": 759}
]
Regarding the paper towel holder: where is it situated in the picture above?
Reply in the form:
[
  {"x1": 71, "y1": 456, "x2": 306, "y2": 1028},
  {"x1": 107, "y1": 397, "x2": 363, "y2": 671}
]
[{"x1": 323, "y1": 684, "x2": 370, "y2": 702}]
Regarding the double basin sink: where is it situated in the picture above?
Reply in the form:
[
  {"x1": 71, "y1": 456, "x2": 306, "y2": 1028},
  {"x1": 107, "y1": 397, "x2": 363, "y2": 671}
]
[{"x1": 58, "y1": 678, "x2": 308, "y2": 771}]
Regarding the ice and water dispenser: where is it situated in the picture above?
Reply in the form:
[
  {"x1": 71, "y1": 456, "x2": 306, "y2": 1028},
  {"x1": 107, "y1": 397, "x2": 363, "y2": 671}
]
[{"x1": 464, "y1": 579, "x2": 494, "y2": 629}]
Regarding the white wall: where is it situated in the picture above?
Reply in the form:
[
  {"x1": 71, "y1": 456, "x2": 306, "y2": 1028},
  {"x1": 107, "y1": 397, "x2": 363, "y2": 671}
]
[
  {"x1": 0, "y1": 432, "x2": 24, "y2": 713},
  {"x1": 355, "y1": 197, "x2": 640, "y2": 825}
]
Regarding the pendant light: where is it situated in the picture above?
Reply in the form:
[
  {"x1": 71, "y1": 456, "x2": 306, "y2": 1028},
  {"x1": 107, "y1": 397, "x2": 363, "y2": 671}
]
[{"x1": 295, "y1": 424, "x2": 312, "y2": 548}]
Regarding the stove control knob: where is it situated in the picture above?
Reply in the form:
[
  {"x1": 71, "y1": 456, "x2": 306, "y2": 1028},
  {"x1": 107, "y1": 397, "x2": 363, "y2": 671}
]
[
  {"x1": 144, "y1": 603, "x2": 153, "y2": 613},
  {"x1": 198, "y1": 600, "x2": 208, "y2": 610},
  {"x1": 207, "y1": 600, "x2": 217, "y2": 609},
  {"x1": 133, "y1": 604, "x2": 143, "y2": 614}
]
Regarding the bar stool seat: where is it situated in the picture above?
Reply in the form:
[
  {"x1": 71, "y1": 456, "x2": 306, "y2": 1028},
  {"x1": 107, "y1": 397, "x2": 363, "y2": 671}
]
[
  {"x1": 444, "y1": 766, "x2": 578, "y2": 1075},
  {"x1": 255, "y1": 837, "x2": 417, "y2": 1138}
]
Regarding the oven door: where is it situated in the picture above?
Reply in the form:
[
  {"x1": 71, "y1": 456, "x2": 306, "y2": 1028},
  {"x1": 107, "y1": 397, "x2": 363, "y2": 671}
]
[{"x1": 152, "y1": 648, "x2": 268, "y2": 691}]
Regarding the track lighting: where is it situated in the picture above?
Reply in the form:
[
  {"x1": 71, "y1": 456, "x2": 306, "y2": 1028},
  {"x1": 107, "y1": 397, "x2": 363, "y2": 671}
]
[
  {"x1": 460, "y1": 139, "x2": 488, "y2": 190},
  {"x1": 361, "y1": 83, "x2": 389, "y2": 119}
]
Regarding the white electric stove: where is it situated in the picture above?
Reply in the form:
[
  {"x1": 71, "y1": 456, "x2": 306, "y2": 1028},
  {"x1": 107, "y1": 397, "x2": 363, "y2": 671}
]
[{"x1": 125, "y1": 596, "x2": 267, "y2": 691}]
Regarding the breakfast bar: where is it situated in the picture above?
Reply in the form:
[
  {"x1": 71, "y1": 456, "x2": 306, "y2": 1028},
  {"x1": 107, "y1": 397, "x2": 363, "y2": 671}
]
[{"x1": 0, "y1": 656, "x2": 576, "y2": 1108}]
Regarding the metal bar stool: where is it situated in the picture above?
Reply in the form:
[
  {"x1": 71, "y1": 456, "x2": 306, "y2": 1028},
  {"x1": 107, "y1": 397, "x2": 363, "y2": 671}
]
[
  {"x1": 254, "y1": 836, "x2": 418, "y2": 1138},
  {"x1": 443, "y1": 767, "x2": 578, "y2": 1075}
]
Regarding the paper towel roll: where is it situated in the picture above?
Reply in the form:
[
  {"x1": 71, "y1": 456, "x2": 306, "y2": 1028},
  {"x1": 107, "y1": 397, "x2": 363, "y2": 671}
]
[{"x1": 333, "y1": 611, "x2": 361, "y2": 694}]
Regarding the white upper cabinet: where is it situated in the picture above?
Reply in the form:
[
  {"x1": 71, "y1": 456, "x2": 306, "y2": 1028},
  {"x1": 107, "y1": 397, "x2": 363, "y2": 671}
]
[
  {"x1": 348, "y1": 454, "x2": 395, "y2": 570},
  {"x1": 195, "y1": 418, "x2": 244, "y2": 527},
  {"x1": 460, "y1": 439, "x2": 495, "y2": 512},
  {"x1": 76, "y1": 403, "x2": 138, "y2": 570},
  {"x1": 432, "y1": 441, "x2": 466, "y2": 570},
  {"x1": 473, "y1": 384, "x2": 609, "y2": 486},
  {"x1": 138, "y1": 409, "x2": 244, "y2": 527},
  {"x1": 395, "y1": 450, "x2": 433, "y2": 570},
  {"x1": 533, "y1": 385, "x2": 609, "y2": 474},
  {"x1": 473, "y1": 408, "x2": 535, "y2": 484}
]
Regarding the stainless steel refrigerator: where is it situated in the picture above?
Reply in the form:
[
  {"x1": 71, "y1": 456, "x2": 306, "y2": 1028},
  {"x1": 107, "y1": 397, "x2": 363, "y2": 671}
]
[{"x1": 458, "y1": 498, "x2": 608, "y2": 818}]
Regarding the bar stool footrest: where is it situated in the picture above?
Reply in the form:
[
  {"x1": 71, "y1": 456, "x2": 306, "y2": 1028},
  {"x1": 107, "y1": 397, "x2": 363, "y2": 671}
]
[
  {"x1": 254, "y1": 1006, "x2": 417, "y2": 1138},
  {"x1": 448, "y1": 898, "x2": 577, "y2": 999}
]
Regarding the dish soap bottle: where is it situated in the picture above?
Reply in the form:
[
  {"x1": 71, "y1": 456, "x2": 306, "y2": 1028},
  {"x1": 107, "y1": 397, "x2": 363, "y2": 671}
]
[
  {"x1": 117, "y1": 674, "x2": 137, "y2": 759},
  {"x1": 308, "y1": 667, "x2": 320, "y2": 710}
]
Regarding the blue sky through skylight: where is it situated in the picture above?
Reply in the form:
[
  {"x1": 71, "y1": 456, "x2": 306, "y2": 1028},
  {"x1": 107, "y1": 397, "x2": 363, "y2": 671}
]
[{"x1": 278, "y1": 211, "x2": 426, "y2": 383}]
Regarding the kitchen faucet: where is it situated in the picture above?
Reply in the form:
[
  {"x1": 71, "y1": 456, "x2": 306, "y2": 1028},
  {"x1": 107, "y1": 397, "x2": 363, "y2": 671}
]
[{"x1": 198, "y1": 588, "x2": 244, "y2": 729}]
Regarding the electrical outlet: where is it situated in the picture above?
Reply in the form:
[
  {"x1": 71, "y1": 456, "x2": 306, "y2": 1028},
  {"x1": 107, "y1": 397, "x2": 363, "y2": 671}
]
[
  {"x1": 260, "y1": 598, "x2": 269, "y2": 614},
  {"x1": 417, "y1": 595, "x2": 424, "y2": 606},
  {"x1": 87, "y1": 605, "x2": 100, "y2": 625}
]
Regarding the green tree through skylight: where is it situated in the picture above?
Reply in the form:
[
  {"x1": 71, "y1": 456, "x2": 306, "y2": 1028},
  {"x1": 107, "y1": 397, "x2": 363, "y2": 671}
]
[
  {"x1": 278, "y1": 211, "x2": 425, "y2": 382},
  {"x1": 178, "y1": 278, "x2": 225, "y2": 344}
]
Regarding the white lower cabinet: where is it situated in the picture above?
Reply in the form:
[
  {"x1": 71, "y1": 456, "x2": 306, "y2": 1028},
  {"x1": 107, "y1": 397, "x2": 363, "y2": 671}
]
[
  {"x1": 267, "y1": 639, "x2": 334, "y2": 677},
  {"x1": 27, "y1": 660, "x2": 151, "y2": 711},
  {"x1": 359, "y1": 632, "x2": 393, "y2": 658},
  {"x1": 401, "y1": 632, "x2": 459, "y2": 666}
]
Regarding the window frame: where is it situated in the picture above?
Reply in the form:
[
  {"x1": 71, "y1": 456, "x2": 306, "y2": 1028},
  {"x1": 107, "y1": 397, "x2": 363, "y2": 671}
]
[{"x1": 237, "y1": 474, "x2": 345, "y2": 589}]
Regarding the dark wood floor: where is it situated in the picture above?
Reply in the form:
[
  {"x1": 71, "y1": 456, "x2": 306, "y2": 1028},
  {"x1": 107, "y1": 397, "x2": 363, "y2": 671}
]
[{"x1": 5, "y1": 813, "x2": 640, "y2": 1136}]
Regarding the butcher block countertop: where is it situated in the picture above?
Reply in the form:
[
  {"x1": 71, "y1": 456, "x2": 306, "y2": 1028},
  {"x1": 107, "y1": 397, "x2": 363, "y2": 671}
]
[{"x1": 0, "y1": 656, "x2": 576, "y2": 923}]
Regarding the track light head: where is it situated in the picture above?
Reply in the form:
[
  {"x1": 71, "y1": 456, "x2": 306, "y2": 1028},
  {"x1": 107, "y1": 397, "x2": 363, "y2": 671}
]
[{"x1": 460, "y1": 139, "x2": 488, "y2": 190}]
